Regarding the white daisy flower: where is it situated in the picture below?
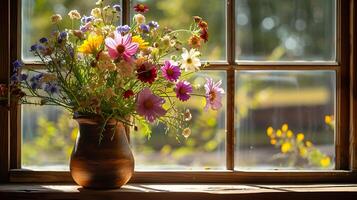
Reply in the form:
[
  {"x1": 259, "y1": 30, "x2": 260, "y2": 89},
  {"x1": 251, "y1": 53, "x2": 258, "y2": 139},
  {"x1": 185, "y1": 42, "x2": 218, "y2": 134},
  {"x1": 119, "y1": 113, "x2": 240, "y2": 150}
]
[{"x1": 181, "y1": 48, "x2": 201, "y2": 72}]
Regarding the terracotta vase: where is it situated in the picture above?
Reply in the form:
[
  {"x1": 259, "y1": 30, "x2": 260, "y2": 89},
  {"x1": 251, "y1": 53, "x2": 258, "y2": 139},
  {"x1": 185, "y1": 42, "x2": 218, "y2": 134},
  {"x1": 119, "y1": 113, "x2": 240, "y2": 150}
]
[{"x1": 70, "y1": 116, "x2": 134, "y2": 189}]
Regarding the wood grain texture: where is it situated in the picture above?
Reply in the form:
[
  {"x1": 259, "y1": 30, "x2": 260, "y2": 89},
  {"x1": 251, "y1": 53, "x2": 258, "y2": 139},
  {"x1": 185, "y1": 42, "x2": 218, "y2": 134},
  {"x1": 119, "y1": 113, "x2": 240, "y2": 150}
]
[
  {"x1": 9, "y1": 170, "x2": 357, "y2": 183},
  {"x1": 9, "y1": 0, "x2": 21, "y2": 170},
  {"x1": 226, "y1": 0, "x2": 235, "y2": 170},
  {"x1": 0, "y1": 0, "x2": 10, "y2": 182},
  {"x1": 350, "y1": 0, "x2": 357, "y2": 171},
  {"x1": 0, "y1": 183, "x2": 357, "y2": 200},
  {"x1": 336, "y1": 0, "x2": 351, "y2": 170}
]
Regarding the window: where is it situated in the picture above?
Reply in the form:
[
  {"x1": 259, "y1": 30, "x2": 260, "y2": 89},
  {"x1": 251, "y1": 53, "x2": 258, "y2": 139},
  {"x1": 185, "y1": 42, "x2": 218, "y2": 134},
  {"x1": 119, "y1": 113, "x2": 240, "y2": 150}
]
[{"x1": 0, "y1": 0, "x2": 356, "y2": 183}]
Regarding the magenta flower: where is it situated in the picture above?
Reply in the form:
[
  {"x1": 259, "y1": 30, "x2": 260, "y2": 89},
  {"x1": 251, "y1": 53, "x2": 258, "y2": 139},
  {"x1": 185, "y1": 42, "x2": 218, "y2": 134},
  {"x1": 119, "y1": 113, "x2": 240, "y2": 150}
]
[
  {"x1": 105, "y1": 32, "x2": 138, "y2": 61},
  {"x1": 175, "y1": 81, "x2": 193, "y2": 101},
  {"x1": 161, "y1": 60, "x2": 181, "y2": 82},
  {"x1": 136, "y1": 88, "x2": 166, "y2": 123},
  {"x1": 204, "y1": 78, "x2": 225, "y2": 111}
]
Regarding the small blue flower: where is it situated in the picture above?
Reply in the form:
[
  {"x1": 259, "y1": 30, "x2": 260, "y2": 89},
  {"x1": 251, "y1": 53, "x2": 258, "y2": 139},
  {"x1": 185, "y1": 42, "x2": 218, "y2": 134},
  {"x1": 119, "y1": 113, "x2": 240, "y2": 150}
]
[
  {"x1": 20, "y1": 74, "x2": 28, "y2": 81},
  {"x1": 44, "y1": 83, "x2": 59, "y2": 94},
  {"x1": 80, "y1": 25, "x2": 89, "y2": 32},
  {"x1": 39, "y1": 37, "x2": 48, "y2": 43},
  {"x1": 31, "y1": 73, "x2": 43, "y2": 81},
  {"x1": 113, "y1": 4, "x2": 121, "y2": 12},
  {"x1": 30, "y1": 44, "x2": 39, "y2": 51},
  {"x1": 140, "y1": 24, "x2": 150, "y2": 33},
  {"x1": 81, "y1": 15, "x2": 94, "y2": 24},
  {"x1": 30, "y1": 81, "x2": 41, "y2": 90},
  {"x1": 148, "y1": 21, "x2": 159, "y2": 29},
  {"x1": 12, "y1": 60, "x2": 23, "y2": 72},
  {"x1": 116, "y1": 25, "x2": 131, "y2": 33},
  {"x1": 10, "y1": 74, "x2": 18, "y2": 82},
  {"x1": 67, "y1": 46, "x2": 74, "y2": 58},
  {"x1": 59, "y1": 31, "x2": 68, "y2": 39}
]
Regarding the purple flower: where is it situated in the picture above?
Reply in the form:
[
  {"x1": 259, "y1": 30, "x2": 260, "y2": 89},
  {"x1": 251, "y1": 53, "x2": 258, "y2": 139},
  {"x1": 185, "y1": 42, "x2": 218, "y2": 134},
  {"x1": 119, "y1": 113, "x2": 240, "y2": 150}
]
[
  {"x1": 116, "y1": 25, "x2": 131, "y2": 33},
  {"x1": 148, "y1": 21, "x2": 159, "y2": 29},
  {"x1": 12, "y1": 60, "x2": 23, "y2": 72},
  {"x1": 80, "y1": 25, "x2": 88, "y2": 32},
  {"x1": 19, "y1": 74, "x2": 28, "y2": 81},
  {"x1": 140, "y1": 24, "x2": 150, "y2": 33},
  {"x1": 59, "y1": 31, "x2": 68, "y2": 39},
  {"x1": 175, "y1": 81, "x2": 193, "y2": 101},
  {"x1": 30, "y1": 44, "x2": 39, "y2": 51},
  {"x1": 30, "y1": 81, "x2": 41, "y2": 90},
  {"x1": 67, "y1": 46, "x2": 74, "y2": 58},
  {"x1": 113, "y1": 4, "x2": 121, "y2": 12},
  {"x1": 31, "y1": 73, "x2": 43, "y2": 81},
  {"x1": 44, "y1": 83, "x2": 59, "y2": 94},
  {"x1": 10, "y1": 74, "x2": 19, "y2": 83},
  {"x1": 136, "y1": 88, "x2": 166, "y2": 123},
  {"x1": 161, "y1": 60, "x2": 181, "y2": 82},
  {"x1": 81, "y1": 15, "x2": 93, "y2": 24},
  {"x1": 39, "y1": 37, "x2": 48, "y2": 43},
  {"x1": 204, "y1": 78, "x2": 225, "y2": 111}
]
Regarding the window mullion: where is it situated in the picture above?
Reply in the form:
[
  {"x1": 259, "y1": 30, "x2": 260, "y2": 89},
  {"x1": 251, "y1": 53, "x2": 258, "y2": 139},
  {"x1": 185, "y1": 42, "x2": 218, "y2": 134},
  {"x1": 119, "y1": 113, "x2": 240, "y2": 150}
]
[{"x1": 226, "y1": 0, "x2": 235, "y2": 170}]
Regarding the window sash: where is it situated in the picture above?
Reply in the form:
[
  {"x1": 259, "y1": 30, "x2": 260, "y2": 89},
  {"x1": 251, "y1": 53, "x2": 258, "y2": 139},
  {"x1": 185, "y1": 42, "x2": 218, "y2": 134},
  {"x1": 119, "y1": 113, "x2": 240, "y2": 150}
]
[{"x1": 1, "y1": 0, "x2": 355, "y2": 183}]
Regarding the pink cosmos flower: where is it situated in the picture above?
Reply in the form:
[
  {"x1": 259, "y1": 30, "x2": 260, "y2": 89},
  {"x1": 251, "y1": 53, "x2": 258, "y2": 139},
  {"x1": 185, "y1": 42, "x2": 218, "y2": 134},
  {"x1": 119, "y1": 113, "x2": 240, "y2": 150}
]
[
  {"x1": 204, "y1": 78, "x2": 224, "y2": 111},
  {"x1": 175, "y1": 81, "x2": 193, "y2": 102},
  {"x1": 105, "y1": 32, "x2": 138, "y2": 61},
  {"x1": 136, "y1": 88, "x2": 166, "y2": 123},
  {"x1": 161, "y1": 60, "x2": 181, "y2": 82}
]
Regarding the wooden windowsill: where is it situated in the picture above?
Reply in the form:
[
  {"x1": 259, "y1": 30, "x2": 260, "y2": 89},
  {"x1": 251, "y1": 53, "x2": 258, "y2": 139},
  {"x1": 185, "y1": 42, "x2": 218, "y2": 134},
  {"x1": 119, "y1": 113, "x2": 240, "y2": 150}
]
[{"x1": 1, "y1": 183, "x2": 357, "y2": 200}]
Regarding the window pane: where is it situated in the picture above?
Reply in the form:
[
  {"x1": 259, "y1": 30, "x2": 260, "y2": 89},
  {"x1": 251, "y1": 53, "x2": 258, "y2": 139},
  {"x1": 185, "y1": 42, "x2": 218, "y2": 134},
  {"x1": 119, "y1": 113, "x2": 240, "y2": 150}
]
[
  {"x1": 22, "y1": 105, "x2": 75, "y2": 170},
  {"x1": 21, "y1": 0, "x2": 120, "y2": 62},
  {"x1": 22, "y1": 71, "x2": 226, "y2": 170},
  {"x1": 131, "y1": 0, "x2": 226, "y2": 61},
  {"x1": 132, "y1": 71, "x2": 226, "y2": 170},
  {"x1": 235, "y1": 71, "x2": 335, "y2": 170},
  {"x1": 236, "y1": 0, "x2": 336, "y2": 61}
]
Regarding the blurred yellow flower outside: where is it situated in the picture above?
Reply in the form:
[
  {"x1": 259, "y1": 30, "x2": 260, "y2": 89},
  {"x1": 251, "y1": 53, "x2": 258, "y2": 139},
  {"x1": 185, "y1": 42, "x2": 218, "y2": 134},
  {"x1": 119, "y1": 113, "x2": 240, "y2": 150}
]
[{"x1": 266, "y1": 123, "x2": 333, "y2": 168}]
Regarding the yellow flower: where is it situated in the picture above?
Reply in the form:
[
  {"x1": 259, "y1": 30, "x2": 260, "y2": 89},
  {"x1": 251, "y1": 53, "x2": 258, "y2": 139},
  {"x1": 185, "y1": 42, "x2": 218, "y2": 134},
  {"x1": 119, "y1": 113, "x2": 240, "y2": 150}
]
[
  {"x1": 282, "y1": 123, "x2": 288, "y2": 132},
  {"x1": 276, "y1": 129, "x2": 282, "y2": 137},
  {"x1": 299, "y1": 147, "x2": 307, "y2": 157},
  {"x1": 287, "y1": 130, "x2": 293, "y2": 138},
  {"x1": 78, "y1": 34, "x2": 103, "y2": 54},
  {"x1": 266, "y1": 126, "x2": 274, "y2": 137},
  {"x1": 132, "y1": 35, "x2": 149, "y2": 50},
  {"x1": 281, "y1": 142, "x2": 292, "y2": 153},
  {"x1": 325, "y1": 115, "x2": 332, "y2": 124},
  {"x1": 270, "y1": 139, "x2": 277, "y2": 145},
  {"x1": 306, "y1": 141, "x2": 313, "y2": 147},
  {"x1": 320, "y1": 156, "x2": 331, "y2": 167},
  {"x1": 296, "y1": 133, "x2": 304, "y2": 142}
]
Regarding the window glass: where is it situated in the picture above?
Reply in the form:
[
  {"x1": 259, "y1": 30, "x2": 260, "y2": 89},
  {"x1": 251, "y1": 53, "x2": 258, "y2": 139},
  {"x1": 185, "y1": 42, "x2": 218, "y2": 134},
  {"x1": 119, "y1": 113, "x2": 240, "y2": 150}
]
[
  {"x1": 21, "y1": 0, "x2": 120, "y2": 61},
  {"x1": 236, "y1": 0, "x2": 336, "y2": 61},
  {"x1": 132, "y1": 71, "x2": 226, "y2": 170},
  {"x1": 22, "y1": 71, "x2": 226, "y2": 170},
  {"x1": 131, "y1": 0, "x2": 226, "y2": 61},
  {"x1": 235, "y1": 71, "x2": 335, "y2": 169}
]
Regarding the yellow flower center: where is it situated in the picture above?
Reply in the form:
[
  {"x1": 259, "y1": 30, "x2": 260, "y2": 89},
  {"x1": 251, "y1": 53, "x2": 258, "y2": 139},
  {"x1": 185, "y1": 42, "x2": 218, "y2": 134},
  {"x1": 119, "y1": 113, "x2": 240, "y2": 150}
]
[{"x1": 139, "y1": 4, "x2": 145, "y2": 10}]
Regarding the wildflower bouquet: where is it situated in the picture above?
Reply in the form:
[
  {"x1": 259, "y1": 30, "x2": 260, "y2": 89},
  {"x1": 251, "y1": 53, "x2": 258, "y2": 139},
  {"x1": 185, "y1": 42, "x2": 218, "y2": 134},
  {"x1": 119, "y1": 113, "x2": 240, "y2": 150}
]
[{"x1": 10, "y1": 1, "x2": 224, "y2": 138}]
